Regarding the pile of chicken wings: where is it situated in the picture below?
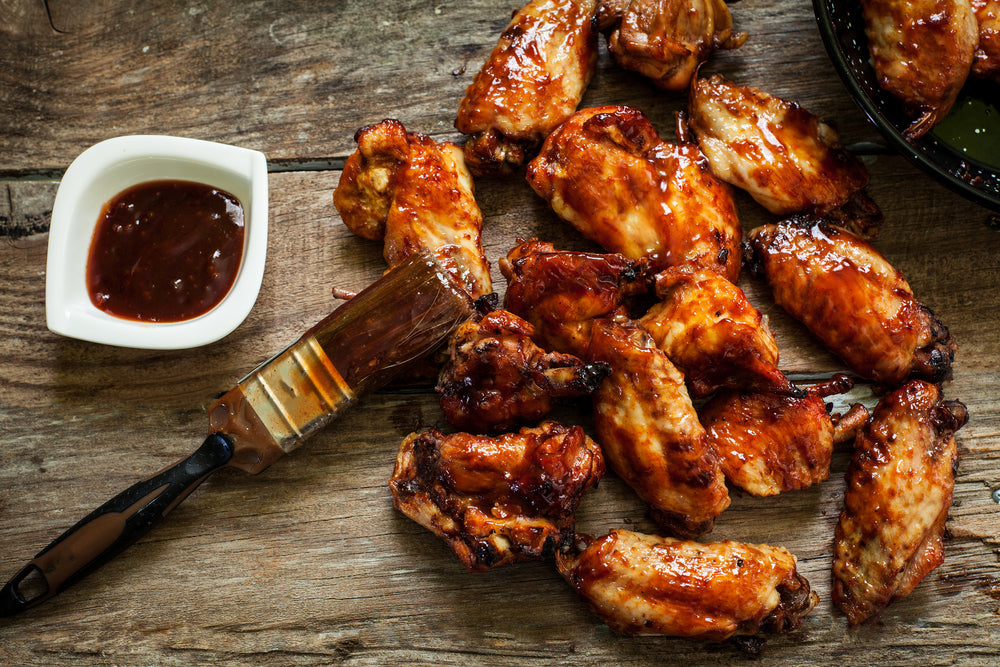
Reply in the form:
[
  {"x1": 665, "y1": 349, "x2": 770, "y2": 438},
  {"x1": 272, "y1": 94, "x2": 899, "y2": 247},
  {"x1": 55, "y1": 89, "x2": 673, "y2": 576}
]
[{"x1": 333, "y1": 0, "x2": 970, "y2": 649}]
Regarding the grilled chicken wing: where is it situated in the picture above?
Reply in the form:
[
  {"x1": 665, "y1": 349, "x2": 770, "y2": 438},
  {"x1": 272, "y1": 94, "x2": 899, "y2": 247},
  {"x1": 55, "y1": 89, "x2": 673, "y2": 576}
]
[
  {"x1": 455, "y1": 0, "x2": 598, "y2": 176},
  {"x1": 832, "y1": 381, "x2": 968, "y2": 625},
  {"x1": 500, "y1": 239, "x2": 651, "y2": 358},
  {"x1": 526, "y1": 105, "x2": 742, "y2": 280},
  {"x1": 686, "y1": 74, "x2": 881, "y2": 238},
  {"x1": 390, "y1": 421, "x2": 605, "y2": 571},
  {"x1": 973, "y1": 0, "x2": 1000, "y2": 81},
  {"x1": 638, "y1": 265, "x2": 794, "y2": 398},
  {"x1": 746, "y1": 219, "x2": 956, "y2": 387},
  {"x1": 589, "y1": 320, "x2": 730, "y2": 537},
  {"x1": 861, "y1": 0, "x2": 977, "y2": 139},
  {"x1": 333, "y1": 119, "x2": 492, "y2": 298},
  {"x1": 595, "y1": 0, "x2": 746, "y2": 90},
  {"x1": 556, "y1": 529, "x2": 818, "y2": 640},
  {"x1": 700, "y1": 375, "x2": 870, "y2": 497},
  {"x1": 436, "y1": 307, "x2": 610, "y2": 433}
]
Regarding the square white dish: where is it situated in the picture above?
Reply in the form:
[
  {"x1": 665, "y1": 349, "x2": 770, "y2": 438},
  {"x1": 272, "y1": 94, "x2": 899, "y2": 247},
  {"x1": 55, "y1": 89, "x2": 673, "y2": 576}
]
[{"x1": 45, "y1": 135, "x2": 268, "y2": 349}]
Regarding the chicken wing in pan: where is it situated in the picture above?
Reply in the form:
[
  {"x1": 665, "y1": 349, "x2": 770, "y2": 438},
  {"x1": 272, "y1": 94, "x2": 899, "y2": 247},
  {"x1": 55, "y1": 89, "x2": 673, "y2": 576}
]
[
  {"x1": 455, "y1": 0, "x2": 599, "y2": 176},
  {"x1": 637, "y1": 265, "x2": 795, "y2": 399},
  {"x1": 832, "y1": 380, "x2": 968, "y2": 625},
  {"x1": 972, "y1": 0, "x2": 1000, "y2": 81},
  {"x1": 390, "y1": 421, "x2": 605, "y2": 571},
  {"x1": 555, "y1": 529, "x2": 818, "y2": 640},
  {"x1": 527, "y1": 105, "x2": 742, "y2": 280},
  {"x1": 746, "y1": 219, "x2": 956, "y2": 387},
  {"x1": 686, "y1": 73, "x2": 881, "y2": 238},
  {"x1": 333, "y1": 119, "x2": 492, "y2": 298},
  {"x1": 860, "y1": 0, "x2": 977, "y2": 139},
  {"x1": 589, "y1": 320, "x2": 730, "y2": 538},
  {"x1": 700, "y1": 374, "x2": 870, "y2": 497},
  {"x1": 500, "y1": 239, "x2": 651, "y2": 358},
  {"x1": 595, "y1": 0, "x2": 746, "y2": 90},
  {"x1": 436, "y1": 307, "x2": 610, "y2": 433}
]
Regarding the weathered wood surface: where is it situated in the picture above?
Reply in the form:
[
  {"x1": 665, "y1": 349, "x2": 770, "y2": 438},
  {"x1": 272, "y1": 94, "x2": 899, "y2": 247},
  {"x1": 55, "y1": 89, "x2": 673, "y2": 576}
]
[{"x1": 1, "y1": 1, "x2": 999, "y2": 665}]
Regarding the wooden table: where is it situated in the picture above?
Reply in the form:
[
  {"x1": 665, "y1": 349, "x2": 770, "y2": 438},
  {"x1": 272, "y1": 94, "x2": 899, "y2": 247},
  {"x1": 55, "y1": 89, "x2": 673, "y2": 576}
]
[{"x1": 2, "y1": 1, "x2": 998, "y2": 664}]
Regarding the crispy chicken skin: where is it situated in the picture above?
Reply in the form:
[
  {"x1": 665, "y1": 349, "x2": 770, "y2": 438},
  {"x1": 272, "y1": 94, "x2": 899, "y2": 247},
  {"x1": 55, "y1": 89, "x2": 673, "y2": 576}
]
[
  {"x1": 972, "y1": 0, "x2": 1000, "y2": 81},
  {"x1": 686, "y1": 74, "x2": 881, "y2": 238},
  {"x1": 526, "y1": 105, "x2": 742, "y2": 280},
  {"x1": 436, "y1": 307, "x2": 610, "y2": 433},
  {"x1": 700, "y1": 375, "x2": 870, "y2": 497},
  {"x1": 390, "y1": 422, "x2": 605, "y2": 571},
  {"x1": 746, "y1": 219, "x2": 956, "y2": 387},
  {"x1": 556, "y1": 529, "x2": 819, "y2": 640},
  {"x1": 638, "y1": 265, "x2": 795, "y2": 398},
  {"x1": 333, "y1": 119, "x2": 492, "y2": 298},
  {"x1": 588, "y1": 320, "x2": 730, "y2": 537},
  {"x1": 595, "y1": 0, "x2": 747, "y2": 90},
  {"x1": 500, "y1": 239, "x2": 651, "y2": 358},
  {"x1": 832, "y1": 381, "x2": 968, "y2": 625},
  {"x1": 861, "y1": 0, "x2": 977, "y2": 139},
  {"x1": 455, "y1": 0, "x2": 598, "y2": 176}
]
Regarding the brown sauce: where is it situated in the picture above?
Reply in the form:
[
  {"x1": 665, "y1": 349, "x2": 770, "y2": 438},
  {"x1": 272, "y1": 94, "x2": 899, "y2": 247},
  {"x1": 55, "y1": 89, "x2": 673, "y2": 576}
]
[{"x1": 86, "y1": 179, "x2": 245, "y2": 322}]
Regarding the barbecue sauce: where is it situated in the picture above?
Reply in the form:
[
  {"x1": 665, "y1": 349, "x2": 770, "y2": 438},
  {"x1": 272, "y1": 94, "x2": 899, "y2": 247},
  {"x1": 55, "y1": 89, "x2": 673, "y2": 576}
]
[{"x1": 86, "y1": 180, "x2": 245, "y2": 322}]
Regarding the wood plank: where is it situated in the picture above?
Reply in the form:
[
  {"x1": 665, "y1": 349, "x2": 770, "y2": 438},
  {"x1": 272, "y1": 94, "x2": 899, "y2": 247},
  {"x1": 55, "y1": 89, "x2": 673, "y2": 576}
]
[
  {"x1": 0, "y1": 0, "x2": 879, "y2": 174},
  {"x1": 1, "y1": 150, "x2": 999, "y2": 664}
]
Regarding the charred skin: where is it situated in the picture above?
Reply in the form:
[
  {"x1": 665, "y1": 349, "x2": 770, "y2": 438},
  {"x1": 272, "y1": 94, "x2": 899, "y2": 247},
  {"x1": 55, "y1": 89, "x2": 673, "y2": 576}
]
[
  {"x1": 455, "y1": 0, "x2": 599, "y2": 176},
  {"x1": 526, "y1": 105, "x2": 742, "y2": 280},
  {"x1": 436, "y1": 308, "x2": 610, "y2": 433},
  {"x1": 555, "y1": 529, "x2": 819, "y2": 640},
  {"x1": 832, "y1": 380, "x2": 968, "y2": 625},
  {"x1": 746, "y1": 219, "x2": 956, "y2": 387},
  {"x1": 390, "y1": 422, "x2": 605, "y2": 572},
  {"x1": 588, "y1": 320, "x2": 730, "y2": 537}
]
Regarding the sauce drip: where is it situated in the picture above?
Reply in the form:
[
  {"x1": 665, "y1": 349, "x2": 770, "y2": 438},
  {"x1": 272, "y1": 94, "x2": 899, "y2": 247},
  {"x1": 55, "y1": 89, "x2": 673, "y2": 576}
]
[{"x1": 86, "y1": 179, "x2": 245, "y2": 322}]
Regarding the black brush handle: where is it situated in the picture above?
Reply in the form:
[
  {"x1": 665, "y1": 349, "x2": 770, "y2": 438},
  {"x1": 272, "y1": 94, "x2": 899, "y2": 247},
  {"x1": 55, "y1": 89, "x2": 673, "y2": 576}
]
[{"x1": 0, "y1": 433, "x2": 233, "y2": 617}]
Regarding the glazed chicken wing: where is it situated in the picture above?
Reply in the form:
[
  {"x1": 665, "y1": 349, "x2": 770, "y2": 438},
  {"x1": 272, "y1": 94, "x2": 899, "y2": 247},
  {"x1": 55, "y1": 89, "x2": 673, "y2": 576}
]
[
  {"x1": 556, "y1": 529, "x2": 818, "y2": 640},
  {"x1": 972, "y1": 0, "x2": 1000, "y2": 81},
  {"x1": 455, "y1": 0, "x2": 598, "y2": 176},
  {"x1": 333, "y1": 119, "x2": 492, "y2": 298},
  {"x1": 637, "y1": 265, "x2": 795, "y2": 398},
  {"x1": 390, "y1": 421, "x2": 605, "y2": 571},
  {"x1": 436, "y1": 307, "x2": 610, "y2": 433},
  {"x1": 595, "y1": 0, "x2": 746, "y2": 90},
  {"x1": 861, "y1": 0, "x2": 977, "y2": 139},
  {"x1": 832, "y1": 380, "x2": 968, "y2": 625},
  {"x1": 500, "y1": 239, "x2": 651, "y2": 358},
  {"x1": 589, "y1": 320, "x2": 730, "y2": 538},
  {"x1": 686, "y1": 74, "x2": 881, "y2": 238},
  {"x1": 700, "y1": 375, "x2": 870, "y2": 497},
  {"x1": 526, "y1": 105, "x2": 742, "y2": 280},
  {"x1": 746, "y1": 219, "x2": 956, "y2": 387}
]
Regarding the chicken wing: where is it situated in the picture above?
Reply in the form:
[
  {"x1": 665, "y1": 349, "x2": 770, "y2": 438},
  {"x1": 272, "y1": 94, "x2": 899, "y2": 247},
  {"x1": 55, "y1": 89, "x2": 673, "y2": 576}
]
[
  {"x1": 526, "y1": 105, "x2": 742, "y2": 280},
  {"x1": 436, "y1": 307, "x2": 610, "y2": 433},
  {"x1": 595, "y1": 0, "x2": 746, "y2": 90},
  {"x1": 700, "y1": 375, "x2": 870, "y2": 497},
  {"x1": 832, "y1": 380, "x2": 968, "y2": 625},
  {"x1": 973, "y1": 0, "x2": 1000, "y2": 81},
  {"x1": 589, "y1": 320, "x2": 730, "y2": 537},
  {"x1": 746, "y1": 219, "x2": 956, "y2": 387},
  {"x1": 500, "y1": 239, "x2": 651, "y2": 358},
  {"x1": 686, "y1": 74, "x2": 881, "y2": 238},
  {"x1": 555, "y1": 529, "x2": 818, "y2": 640},
  {"x1": 637, "y1": 265, "x2": 795, "y2": 398},
  {"x1": 333, "y1": 119, "x2": 492, "y2": 298},
  {"x1": 455, "y1": 0, "x2": 599, "y2": 176},
  {"x1": 390, "y1": 421, "x2": 605, "y2": 571},
  {"x1": 861, "y1": 0, "x2": 977, "y2": 139}
]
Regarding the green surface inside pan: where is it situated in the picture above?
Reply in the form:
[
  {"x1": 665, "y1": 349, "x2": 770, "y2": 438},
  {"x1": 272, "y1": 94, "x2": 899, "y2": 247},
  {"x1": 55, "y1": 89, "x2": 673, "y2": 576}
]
[{"x1": 931, "y1": 92, "x2": 1000, "y2": 170}]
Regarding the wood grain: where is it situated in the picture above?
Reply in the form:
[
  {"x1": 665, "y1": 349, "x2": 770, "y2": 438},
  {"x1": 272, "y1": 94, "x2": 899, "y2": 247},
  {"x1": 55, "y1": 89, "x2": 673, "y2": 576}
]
[{"x1": 1, "y1": 1, "x2": 999, "y2": 665}]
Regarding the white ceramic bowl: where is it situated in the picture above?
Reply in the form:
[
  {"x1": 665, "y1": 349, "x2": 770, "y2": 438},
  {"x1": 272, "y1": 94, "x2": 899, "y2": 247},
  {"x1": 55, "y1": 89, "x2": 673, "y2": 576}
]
[{"x1": 45, "y1": 135, "x2": 268, "y2": 349}]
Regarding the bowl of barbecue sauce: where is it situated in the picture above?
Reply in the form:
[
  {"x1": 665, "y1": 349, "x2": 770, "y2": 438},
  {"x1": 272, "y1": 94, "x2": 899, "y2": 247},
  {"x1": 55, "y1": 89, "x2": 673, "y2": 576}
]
[{"x1": 46, "y1": 136, "x2": 268, "y2": 349}]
